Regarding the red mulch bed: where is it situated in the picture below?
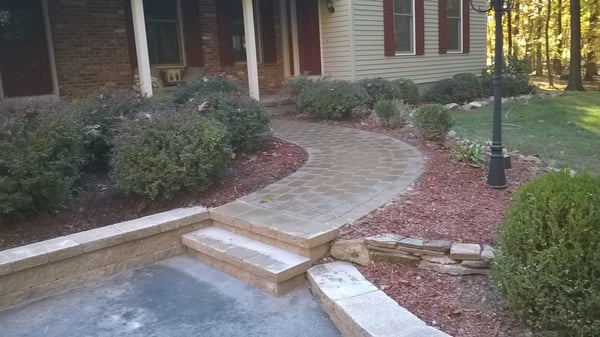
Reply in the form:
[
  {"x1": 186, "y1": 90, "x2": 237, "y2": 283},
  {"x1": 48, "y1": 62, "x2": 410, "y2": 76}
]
[
  {"x1": 277, "y1": 112, "x2": 546, "y2": 337},
  {"x1": 0, "y1": 138, "x2": 307, "y2": 250}
]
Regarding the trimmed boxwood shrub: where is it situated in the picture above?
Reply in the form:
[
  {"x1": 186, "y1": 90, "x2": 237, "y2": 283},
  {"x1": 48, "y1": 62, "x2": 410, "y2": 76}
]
[
  {"x1": 412, "y1": 104, "x2": 454, "y2": 140},
  {"x1": 423, "y1": 73, "x2": 482, "y2": 104},
  {"x1": 392, "y1": 78, "x2": 419, "y2": 105},
  {"x1": 190, "y1": 93, "x2": 271, "y2": 152},
  {"x1": 358, "y1": 78, "x2": 401, "y2": 107},
  {"x1": 296, "y1": 80, "x2": 369, "y2": 120},
  {"x1": 110, "y1": 116, "x2": 232, "y2": 200},
  {"x1": 171, "y1": 76, "x2": 243, "y2": 105},
  {"x1": 78, "y1": 90, "x2": 147, "y2": 170},
  {"x1": 493, "y1": 171, "x2": 600, "y2": 336},
  {"x1": 374, "y1": 98, "x2": 409, "y2": 128},
  {"x1": 278, "y1": 75, "x2": 320, "y2": 102},
  {"x1": 0, "y1": 103, "x2": 84, "y2": 218}
]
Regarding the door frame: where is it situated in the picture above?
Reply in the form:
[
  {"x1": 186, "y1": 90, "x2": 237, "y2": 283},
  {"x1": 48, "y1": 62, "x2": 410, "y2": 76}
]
[
  {"x1": 0, "y1": 0, "x2": 59, "y2": 99},
  {"x1": 287, "y1": 0, "x2": 323, "y2": 77}
]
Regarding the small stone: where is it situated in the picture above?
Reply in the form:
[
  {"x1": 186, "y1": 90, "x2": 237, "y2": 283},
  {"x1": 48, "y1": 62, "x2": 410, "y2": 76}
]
[
  {"x1": 419, "y1": 261, "x2": 491, "y2": 276},
  {"x1": 398, "y1": 237, "x2": 424, "y2": 249},
  {"x1": 444, "y1": 103, "x2": 460, "y2": 111},
  {"x1": 371, "y1": 251, "x2": 420, "y2": 265},
  {"x1": 421, "y1": 255, "x2": 458, "y2": 265},
  {"x1": 461, "y1": 260, "x2": 490, "y2": 269},
  {"x1": 449, "y1": 243, "x2": 481, "y2": 261},
  {"x1": 467, "y1": 101, "x2": 483, "y2": 108},
  {"x1": 364, "y1": 233, "x2": 404, "y2": 249},
  {"x1": 423, "y1": 240, "x2": 452, "y2": 253},
  {"x1": 480, "y1": 245, "x2": 495, "y2": 262},
  {"x1": 330, "y1": 239, "x2": 371, "y2": 266}
]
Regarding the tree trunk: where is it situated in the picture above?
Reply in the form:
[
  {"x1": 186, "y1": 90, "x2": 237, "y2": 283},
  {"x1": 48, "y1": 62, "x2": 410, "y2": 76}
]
[
  {"x1": 546, "y1": 0, "x2": 554, "y2": 86},
  {"x1": 507, "y1": 9, "x2": 513, "y2": 55},
  {"x1": 584, "y1": 53, "x2": 596, "y2": 81},
  {"x1": 566, "y1": 0, "x2": 585, "y2": 91},
  {"x1": 512, "y1": 3, "x2": 520, "y2": 58},
  {"x1": 583, "y1": 0, "x2": 598, "y2": 81},
  {"x1": 535, "y1": 3, "x2": 544, "y2": 76},
  {"x1": 554, "y1": 0, "x2": 564, "y2": 76}
]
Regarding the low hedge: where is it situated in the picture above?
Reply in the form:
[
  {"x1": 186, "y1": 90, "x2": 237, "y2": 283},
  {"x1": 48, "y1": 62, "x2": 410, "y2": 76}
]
[{"x1": 296, "y1": 80, "x2": 369, "y2": 120}]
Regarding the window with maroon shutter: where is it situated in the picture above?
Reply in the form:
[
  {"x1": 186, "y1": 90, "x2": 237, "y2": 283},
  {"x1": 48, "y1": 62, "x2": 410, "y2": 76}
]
[
  {"x1": 215, "y1": 0, "x2": 277, "y2": 65},
  {"x1": 439, "y1": 0, "x2": 469, "y2": 53},
  {"x1": 384, "y1": 0, "x2": 424, "y2": 56}
]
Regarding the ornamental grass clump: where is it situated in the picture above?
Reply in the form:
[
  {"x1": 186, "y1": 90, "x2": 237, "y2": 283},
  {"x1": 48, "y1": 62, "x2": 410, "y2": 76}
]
[{"x1": 493, "y1": 171, "x2": 600, "y2": 336}]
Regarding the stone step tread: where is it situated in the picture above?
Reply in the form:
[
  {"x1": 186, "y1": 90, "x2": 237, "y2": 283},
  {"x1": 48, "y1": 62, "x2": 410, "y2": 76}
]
[
  {"x1": 308, "y1": 262, "x2": 450, "y2": 337},
  {"x1": 182, "y1": 227, "x2": 310, "y2": 282},
  {"x1": 210, "y1": 201, "x2": 339, "y2": 249}
]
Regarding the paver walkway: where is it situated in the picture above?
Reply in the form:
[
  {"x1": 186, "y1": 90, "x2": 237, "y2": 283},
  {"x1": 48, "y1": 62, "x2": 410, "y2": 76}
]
[{"x1": 238, "y1": 119, "x2": 424, "y2": 227}]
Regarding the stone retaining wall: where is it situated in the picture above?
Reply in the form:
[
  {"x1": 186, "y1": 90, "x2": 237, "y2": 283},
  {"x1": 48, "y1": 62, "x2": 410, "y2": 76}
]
[
  {"x1": 331, "y1": 233, "x2": 495, "y2": 276},
  {"x1": 0, "y1": 207, "x2": 210, "y2": 309}
]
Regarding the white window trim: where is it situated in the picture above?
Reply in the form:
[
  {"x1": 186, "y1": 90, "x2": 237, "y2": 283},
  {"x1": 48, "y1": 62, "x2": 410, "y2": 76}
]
[
  {"x1": 393, "y1": 0, "x2": 416, "y2": 56},
  {"x1": 145, "y1": 0, "x2": 186, "y2": 67},
  {"x1": 446, "y1": 0, "x2": 463, "y2": 53}
]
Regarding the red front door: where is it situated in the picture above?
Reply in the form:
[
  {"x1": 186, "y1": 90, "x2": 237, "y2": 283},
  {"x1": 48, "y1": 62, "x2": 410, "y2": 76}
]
[
  {"x1": 0, "y1": 0, "x2": 53, "y2": 97},
  {"x1": 296, "y1": 0, "x2": 321, "y2": 75}
]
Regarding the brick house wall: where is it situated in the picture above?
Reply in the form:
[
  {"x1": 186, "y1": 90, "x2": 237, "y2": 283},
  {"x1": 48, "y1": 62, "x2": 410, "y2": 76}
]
[
  {"x1": 46, "y1": 0, "x2": 285, "y2": 97},
  {"x1": 48, "y1": 0, "x2": 134, "y2": 97}
]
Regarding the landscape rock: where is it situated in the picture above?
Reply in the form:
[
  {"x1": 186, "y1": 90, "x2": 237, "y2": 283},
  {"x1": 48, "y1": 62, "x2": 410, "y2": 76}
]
[
  {"x1": 444, "y1": 103, "x2": 460, "y2": 111},
  {"x1": 480, "y1": 245, "x2": 495, "y2": 262},
  {"x1": 423, "y1": 240, "x2": 452, "y2": 253},
  {"x1": 330, "y1": 239, "x2": 371, "y2": 266},
  {"x1": 449, "y1": 243, "x2": 481, "y2": 261},
  {"x1": 364, "y1": 233, "x2": 404, "y2": 249},
  {"x1": 467, "y1": 101, "x2": 483, "y2": 109},
  {"x1": 395, "y1": 246, "x2": 446, "y2": 257},
  {"x1": 419, "y1": 261, "x2": 491, "y2": 276},
  {"x1": 421, "y1": 255, "x2": 458, "y2": 265},
  {"x1": 461, "y1": 260, "x2": 490, "y2": 269},
  {"x1": 371, "y1": 251, "x2": 420, "y2": 265},
  {"x1": 398, "y1": 237, "x2": 424, "y2": 249}
]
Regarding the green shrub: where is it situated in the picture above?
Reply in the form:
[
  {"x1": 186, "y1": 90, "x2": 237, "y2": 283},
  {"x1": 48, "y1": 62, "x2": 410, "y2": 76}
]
[
  {"x1": 278, "y1": 75, "x2": 320, "y2": 102},
  {"x1": 0, "y1": 103, "x2": 84, "y2": 218},
  {"x1": 374, "y1": 99, "x2": 410, "y2": 128},
  {"x1": 296, "y1": 80, "x2": 369, "y2": 120},
  {"x1": 188, "y1": 93, "x2": 271, "y2": 152},
  {"x1": 451, "y1": 143, "x2": 487, "y2": 167},
  {"x1": 482, "y1": 56, "x2": 534, "y2": 97},
  {"x1": 412, "y1": 104, "x2": 454, "y2": 140},
  {"x1": 110, "y1": 116, "x2": 231, "y2": 200},
  {"x1": 423, "y1": 73, "x2": 482, "y2": 104},
  {"x1": 392, "y1": 78, "x2": 419, "y2": 105},
  {"x1": 493, "y1": 171, "x2": 600, "y2": 336},
  {"x1": 171, "y1": 76, "x2": 243, "y2": 105},
  {"x1": 358, "y1": 78, "x2": 401, "y2": 107},
  {"x1": 79, "y1": 90, "x2": 147, "y2": 170}
]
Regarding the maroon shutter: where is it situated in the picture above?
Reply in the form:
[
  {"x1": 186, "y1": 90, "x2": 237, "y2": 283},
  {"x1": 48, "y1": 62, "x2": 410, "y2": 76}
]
[
  {"x1": 215, "y1": 0, "x2": 234, "y2": 66},
  {"x1": 124, "y1": 0, "x2": 138, "y2": 68},
  {"x1": 415, "y1": 0, "x2": 425, "y2": 55},
  {"x1": 182, "y1": 0, "x2": 204, "y2": 66},
  {"x1": 260, "y1": 0, "x2": 277, "y2": 64},
  {"x1": 383, "y1": 0, "x2": 395, "y2": 56},
  {"x1": 462, "y1": 0, "x2": 470, "y2": 53},
  {"x1": 438, "y1": 0, "x2": 447, "y2": 54}
]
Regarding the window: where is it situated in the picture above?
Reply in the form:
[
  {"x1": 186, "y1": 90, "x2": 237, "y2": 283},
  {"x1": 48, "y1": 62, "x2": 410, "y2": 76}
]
[
  {"x1": 439, "y1": 0, "x2": 469, "y2": 54},
  {"x1": 144, "y1": 0, "x2": 182, "y2": 65},
  {"x1": 216, "y1": 0, "x2": 277, "y2": 66},
  {"x1": 384, "y1": 0, "x2": 423, "y2": 56},
  {"x1": 0, "y1": 8, "x2": 34, "y2": 41},
  {"x1": 393, "y1": 0, "x2": 414, "y2": 53},
  {"x1": 446, "y1": 0, "x2": 461, "y2": 52}
]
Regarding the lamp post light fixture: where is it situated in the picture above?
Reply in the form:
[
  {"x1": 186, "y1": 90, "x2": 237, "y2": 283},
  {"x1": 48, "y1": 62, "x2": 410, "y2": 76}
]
[{"x1": 470, "y1": 0, "x2": 513, "y2": 189}]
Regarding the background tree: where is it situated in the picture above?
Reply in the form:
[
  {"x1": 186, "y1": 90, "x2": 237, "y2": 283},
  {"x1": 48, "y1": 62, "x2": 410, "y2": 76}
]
[{"x1": 566, "y1": 0, "x2": 585, "y2": 90}]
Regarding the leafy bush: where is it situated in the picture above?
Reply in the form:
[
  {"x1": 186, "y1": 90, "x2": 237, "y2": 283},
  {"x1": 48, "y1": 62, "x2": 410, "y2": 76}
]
[
  {"x1": 493, "y1": 171, "x2": 600, "y2": 336},
  {"x1": 296, "y1": 80, "x2": 369, "y2": 120},
  {"x1": 482, "y1": 56, "x2": 534, "y2": 97},
  {"x1": 0, "y1": 103, "x2": 84, "y2": 218},
  {"x1": 423, "y1": 73, "x2": 482, "y2": 104},
  {"x1": 171, "y1": 76, "x2": 243, "y2": 105},
  {"x1": 78, "y1": 90, "x2": 147, "y2": 170},
  {"x1": 392, "y1": 78, "x2": 419, "y2": 105},
  {"x1": 110, "y1": 115, "x2": 231, "y2": 200},
  {"x1": 185, "y1": 93, "x2": 271, "y2": 152},
  {"x1": 358, "y1": 78, "x2": 401, "y2": 107},
  {"x1": 374, "y1": 99, "x2": 410, "y2": 128},
  {"x1": 278, "y1": 75, "x2": 320, "y2": 102},
  {"x1": 412, "y1": 104, "x2": 454, "y2": 140},
  {"x1": 451, "y1": 143, "x2": 487, "y2": 167}
]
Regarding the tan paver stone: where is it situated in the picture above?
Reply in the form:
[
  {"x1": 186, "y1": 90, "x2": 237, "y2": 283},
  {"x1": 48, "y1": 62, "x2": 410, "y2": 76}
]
[
  {"x1": 449, "y1": 243, "x2": 482, "y2": 261},
  {"x1": 69, "y1": 226, "x2": 125, "y2": 252},
  {"x1": 2, "y1": 243, "x2": 49, "y2": 272},
  {"x1": 42, "y1": 237, "x2": 82, "y2": 262}
]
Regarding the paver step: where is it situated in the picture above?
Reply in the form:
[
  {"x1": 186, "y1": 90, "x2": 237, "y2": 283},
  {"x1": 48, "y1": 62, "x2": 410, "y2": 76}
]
[
  {"x1": 210, "y1": 201, "x2": 339, "y2": 261},
  {"x1": 182, "y1": 227, "x2": 311, "y2": 296}
]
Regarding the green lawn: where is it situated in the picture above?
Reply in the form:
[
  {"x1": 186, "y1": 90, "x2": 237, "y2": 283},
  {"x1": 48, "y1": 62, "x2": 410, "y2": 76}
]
[{"x1": 452, "y1": 91, "x2": 600, "y2": 174}]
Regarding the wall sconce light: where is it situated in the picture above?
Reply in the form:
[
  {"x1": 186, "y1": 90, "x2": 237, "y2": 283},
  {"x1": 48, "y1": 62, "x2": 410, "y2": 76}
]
[{"x1": 326, "y1": 0, "x2": 335, "y2": 13}]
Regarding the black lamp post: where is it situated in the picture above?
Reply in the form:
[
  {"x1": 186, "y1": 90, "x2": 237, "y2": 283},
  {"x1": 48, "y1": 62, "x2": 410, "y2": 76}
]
[{"x1": 470, "y1": 0, "x2": 513, "y2": 189}]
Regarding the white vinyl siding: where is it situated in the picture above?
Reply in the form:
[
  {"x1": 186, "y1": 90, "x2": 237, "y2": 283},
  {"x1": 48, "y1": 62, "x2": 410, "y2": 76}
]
[{"x1": 318, "y1": 0, "x2": 487, "y2": 85}]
